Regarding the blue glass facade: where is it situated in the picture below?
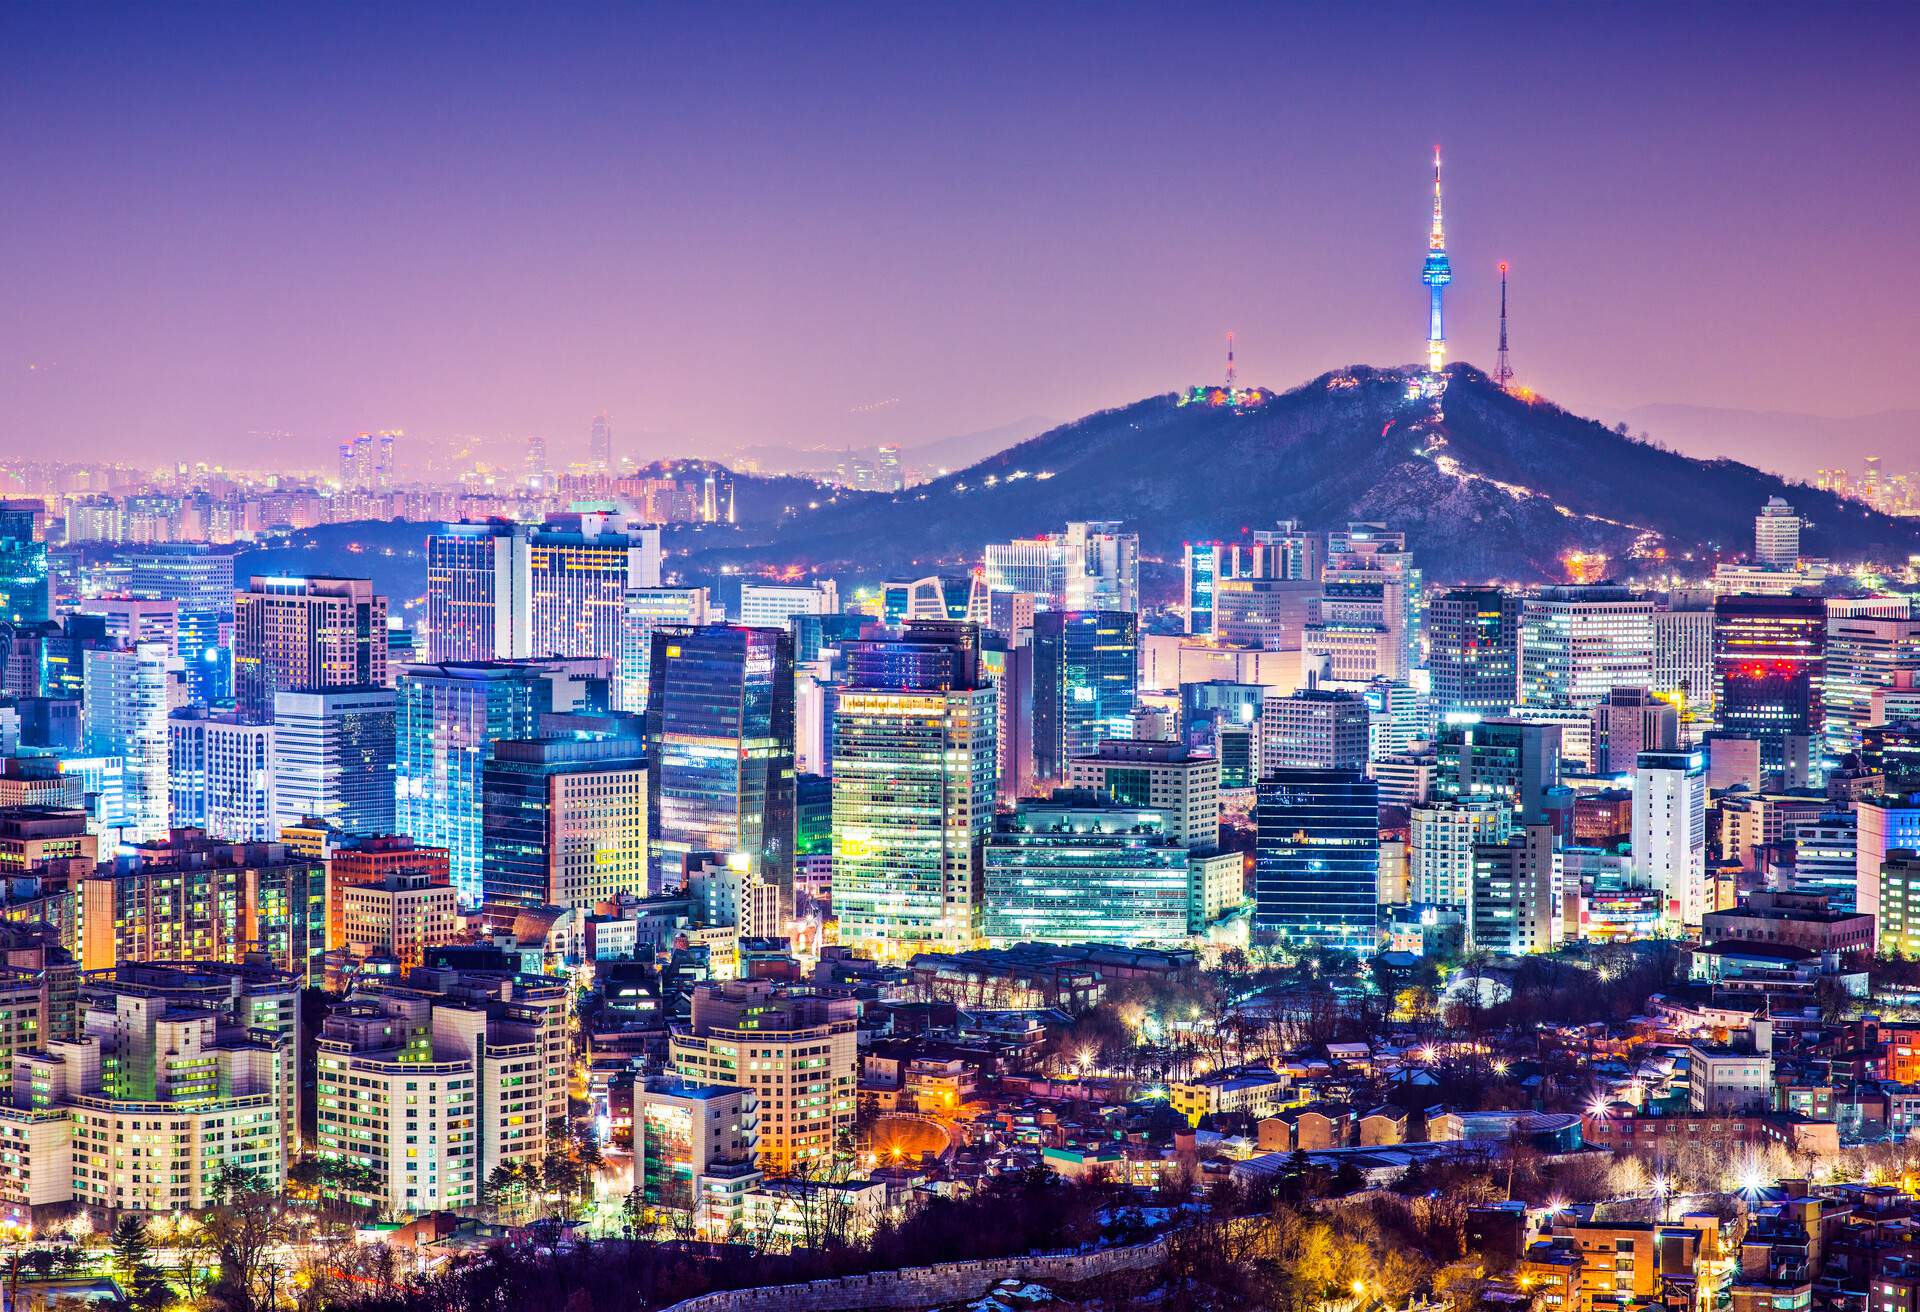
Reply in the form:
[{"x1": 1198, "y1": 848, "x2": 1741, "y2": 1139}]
[
  {"x1": 1032, "y1": 610, "x2": 1138, "y2": 782},
  {"x1": 1254, "y1": 768, "x2": 1379, "y2": 954},
  {"x1": 396, "y1": 663, "x2": 547, "y2": 903},
  {"x1": 645, "y1": 626, "x2": 795, "y2": 896}
]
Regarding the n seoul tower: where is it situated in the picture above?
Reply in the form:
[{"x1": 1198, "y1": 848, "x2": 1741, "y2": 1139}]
[{"x1": 1421, "y1": 147, "x2": 1452, "y2": 374}]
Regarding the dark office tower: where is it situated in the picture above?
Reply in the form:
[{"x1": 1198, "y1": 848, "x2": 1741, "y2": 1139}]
[
  {"x1": 646, "y1": 626, "x2": 795, "y2": 898},
  {"x1": 1434, "y1": 717, "x2": 1564, "y2": 827},
  {"x1": 840, "y1": 619, "x2": 981, "y2": 689},
  {"x1": 1428, "y1": 587, "x2": 1520, "y2": 718},
  {"x1": 482, "y1": 736, "x2": 649, "y2": 910},
  {"x1": 1254, "y1": 768, "x2": 1379, "y2": 954},
  {"x1": 1032, "y1": 611, "x2": 1138, "y2": 784},
  {"x1": 1713, "y1": 594, "x2": 1826, "y2": 784},
  {"x1": 0, "y1": 501, "x2": 51, "y2": 626},
  {"x1": 232, "y1": 576, "x2": 387, "y2": 723},
  {"x1": 124, "y1": 543, "x2": 236, "y2": 707}
]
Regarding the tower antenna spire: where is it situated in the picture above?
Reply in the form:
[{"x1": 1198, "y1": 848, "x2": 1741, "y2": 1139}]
[
  {"x1": 1421, "y1": 147, "x2": 1452, "y2": 376},
  {"x1": 1495, "y1": 261, "x2": 1514, "y2": 390},
  {"x1": 1225, "y1": 331, "x2": 1237, "y2": 391}
]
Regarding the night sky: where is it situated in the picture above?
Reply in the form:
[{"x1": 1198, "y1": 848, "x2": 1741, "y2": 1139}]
[{"x1": 4, "y1": 4, "x2": 1916, "y2": 470}]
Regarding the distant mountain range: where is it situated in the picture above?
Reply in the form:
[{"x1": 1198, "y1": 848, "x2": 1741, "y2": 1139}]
[
  {"x1": 1608, "y1": 401, "x2": 1920, "y2": 481},
  {"x1": 727, "y1": 415, "x2": 1056, "y2": 478},
  {"x1": 688, "y1": 364, "x2": 1920, "y2": 584}
]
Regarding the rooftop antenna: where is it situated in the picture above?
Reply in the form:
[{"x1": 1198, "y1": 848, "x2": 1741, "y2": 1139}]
[{"x1": 1494, "y1": 262, "x2": 1515, "y2": 390}]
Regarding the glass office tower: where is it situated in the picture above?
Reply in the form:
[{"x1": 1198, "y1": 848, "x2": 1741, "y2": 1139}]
[
  {"x1": 1254, "y1": 767, "x2": 1379, "y2": 954},
  {"x1": 1032, "y1": 610, "x2": 1138, "y2": 783},
  {"x1": 645, "y1": 626, "x2": 795, "y2": 898}
]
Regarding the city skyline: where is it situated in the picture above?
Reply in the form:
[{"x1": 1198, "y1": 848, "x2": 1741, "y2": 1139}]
[{"x1": 5, "y1": 5, "x2": 1919, "y2": 477}]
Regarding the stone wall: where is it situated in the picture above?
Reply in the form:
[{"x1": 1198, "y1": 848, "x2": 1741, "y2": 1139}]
[{"x1": 656, "y1": 1235, "x2": 1171, "y2": 1312}]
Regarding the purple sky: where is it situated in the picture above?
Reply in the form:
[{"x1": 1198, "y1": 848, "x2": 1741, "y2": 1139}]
[{"x1": 4, "y1": 4, "x2": 1917, "y2": 473}]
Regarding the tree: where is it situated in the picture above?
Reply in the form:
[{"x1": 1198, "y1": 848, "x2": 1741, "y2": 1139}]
[{"x1": 204, "y1": 1166, "x2": 294, "y2": 1312}]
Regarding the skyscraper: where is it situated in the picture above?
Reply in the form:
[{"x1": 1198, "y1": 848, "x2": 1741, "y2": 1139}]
[
  {"x1": 1434, "y1": 717, "x2": 1564, "y2": 827},
  {"x1": 1713, "y1": 594, "x2": 1826, "y2": 783},
  {"x1": 395, "y1": 663, "x2": 552, "y2": 902},
  {"x1": 482, "y1": 735, "x2": 649, "y2": 909},
  {"x1": 0, "y1": 501, "x2": 50, "y2": 626},
  {"x1": 983, "y1": 521, "x2": 1139, "y2": 614},
  {"x1": 831, "y1": 624, "x2": 996, "y2": 958},
  {"x1": 1633, "y1": 748, "x2": 1708, "y2": 927},
  {"x1": 1032, "y1": 610, "x2": 1138, "y2": 783},
  {"x1": 1754, "y1": 497, "x2": 1802, "y2": 566},
  {"x1": 1427, "y1": 587, "x2": 1520, "y2": 718},
  {"x1": 646, "y1": 626, "x2": 796, "y2": 898},
  {"x1": 232, "y1": 576, "x2": 388, "y2": 723},
  {"x1": 82, "y1": 640, "x2": 185, "y2": 843},
  {"x1": 123, "y1": 543, "x2": 236, "y2": 707},
  {"x1": 1303, "y1": 524, "x2": 1420, "y2": 687},
  {"x1": 1254, "y1": 768, "x2": 1379, "y2": 954},
  {"x1": 1421, "y1": 148, "x2": 1451, "y2": 375},
  {"x1": 167, "y1": 708, "x2": 276, "y2": 842},
  {"x1": 1824, "y1": 612, "x2": 1920, "y2": 756},
  {"x1": 426, "y1": 521, "x2": 530, "y2": 663},
  {"x1": 1182, "y1": 542, "x2": 1219, "y2": 637},
  {"x1": 1259, "y1": 688, "x2": 1371, "y2": 773},
  {"x1": 619, "y1": 586, "x2": 711, "y2": 714},
  {"x1": 270, "y1": 686, "x2": 398, "y2": 839},
  {"x1": 589, "y1": 412, "x2": 613, "y2": 474},
  {"x1": 1519, "y1": 585, "x2": 1654, "y2": 710},
  {"x1": 527, "y1": 509, "x2": 662, "y2": 661}
]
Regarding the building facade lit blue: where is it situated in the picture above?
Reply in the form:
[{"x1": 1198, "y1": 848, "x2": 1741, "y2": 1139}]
[
  {"x1": 1254, "y1": 768, "x2": 1379, "y2": 954},
  {"x1": 1033, "y1": 610, "x2": 1138, "y2": 783}
]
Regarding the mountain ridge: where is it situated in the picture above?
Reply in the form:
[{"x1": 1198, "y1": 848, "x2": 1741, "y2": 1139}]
[{"x1": 685, "y1": 364, "x2": 1920, "y2": 584}]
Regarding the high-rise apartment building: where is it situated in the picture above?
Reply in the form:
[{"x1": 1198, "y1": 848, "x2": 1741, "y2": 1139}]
[
  {"x1": 316, "y1": 971, "x2": 566, "y2": 1215},
  {"x1": 482, "y1": 735, "x2": 649, "y2": 908},
  {"x1": 983, "y1": 797, "x2": 1192, "y2": 947},
  {"x1": 339, "y1": 870, "x2": 460, "y2": 970},
  {"x1": 831, "y1": 625, "x2": 995, "y2": 958},
  {"x1": 1519, "y1": 585, "x2": 1654, "y2": 709},
  {"x1": 233, "y1": 575, "x2": 388, "y2": 722},
  {"x1": 1032, "y1": 610, "x2": 1137, "y2": 783},
  {"x1": 167, "y1": 708, "x2": 275, "y2": 841},
  {"x1": 80, "y1": 829, "x2": 325, "y2": 980},
  {"x1": 1410, "y1": 799, "x2": 1510, "y2": 908},
  {"x1": 1253, "y1": 768, "x2": 1379, "y2": 953},
  {"x1": 270, "y1": 685, "x2": 397, "y2": 838},
  {"x1": 668, "y1": 981, "x2": 857, "y2": 1177},
  {"x1": 1427, "y1": 587, "x2": 1520, "y2": 718},
  {"x1": 326, "y1": 835, "x2": 452, "y2": 952},
  {"x1": 646, "y1": 627, "x2": 796, "y2": 897}
]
